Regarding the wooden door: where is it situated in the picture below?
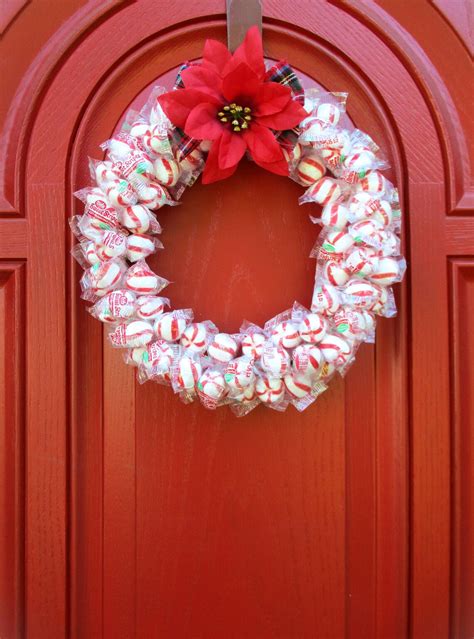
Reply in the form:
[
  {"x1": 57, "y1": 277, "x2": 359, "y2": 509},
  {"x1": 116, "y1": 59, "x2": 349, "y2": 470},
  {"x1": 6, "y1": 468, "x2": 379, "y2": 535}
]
[{"x1": 1, "y1": 1, "x2": 472, "y2": 637}]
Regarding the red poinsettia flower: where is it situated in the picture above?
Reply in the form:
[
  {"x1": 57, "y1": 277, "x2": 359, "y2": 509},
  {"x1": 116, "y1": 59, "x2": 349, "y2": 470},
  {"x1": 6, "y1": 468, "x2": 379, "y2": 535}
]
[{"x1": 158, "y1": 26, "x2": 307, "y2": 184}]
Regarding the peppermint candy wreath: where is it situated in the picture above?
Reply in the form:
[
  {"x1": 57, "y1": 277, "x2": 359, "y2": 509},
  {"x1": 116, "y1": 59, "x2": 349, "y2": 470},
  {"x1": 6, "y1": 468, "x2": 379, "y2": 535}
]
[{"x1": 71, "y1": 27, "x2": 406, "y2": 416}]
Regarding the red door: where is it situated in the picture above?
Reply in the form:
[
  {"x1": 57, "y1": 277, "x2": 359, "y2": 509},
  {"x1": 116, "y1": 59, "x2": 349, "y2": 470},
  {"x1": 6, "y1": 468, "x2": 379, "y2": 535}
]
[{"x1": 1, "y1": 1, "x2": 472, "y2": 637}]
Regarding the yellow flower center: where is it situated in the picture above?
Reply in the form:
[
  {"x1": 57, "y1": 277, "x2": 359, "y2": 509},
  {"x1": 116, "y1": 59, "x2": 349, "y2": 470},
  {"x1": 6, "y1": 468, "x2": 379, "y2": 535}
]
[{"x1": 217, "y1": 103, "x2": 252, "y2": 132}]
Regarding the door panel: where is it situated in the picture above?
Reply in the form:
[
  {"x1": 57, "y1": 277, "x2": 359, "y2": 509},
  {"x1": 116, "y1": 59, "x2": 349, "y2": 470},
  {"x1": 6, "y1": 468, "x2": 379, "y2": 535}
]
[{"x1": 1, "y1": 1, "x2": 472, "y2": 638}]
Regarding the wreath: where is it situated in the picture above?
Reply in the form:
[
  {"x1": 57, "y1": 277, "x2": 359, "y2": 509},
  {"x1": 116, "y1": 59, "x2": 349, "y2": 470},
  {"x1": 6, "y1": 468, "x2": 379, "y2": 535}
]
[{"x1": 71, "y1": 27, "x2": 406, "y2": 416}]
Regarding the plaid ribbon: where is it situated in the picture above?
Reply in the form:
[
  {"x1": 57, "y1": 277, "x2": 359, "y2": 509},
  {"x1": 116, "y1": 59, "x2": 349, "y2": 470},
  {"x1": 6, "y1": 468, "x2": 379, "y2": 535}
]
[
  {"x1": 171, "y1": 61, "x2": 304, "y2": 159},
  {"x1": 265, "y1": 60, "x2": 304, "y2": 104}
]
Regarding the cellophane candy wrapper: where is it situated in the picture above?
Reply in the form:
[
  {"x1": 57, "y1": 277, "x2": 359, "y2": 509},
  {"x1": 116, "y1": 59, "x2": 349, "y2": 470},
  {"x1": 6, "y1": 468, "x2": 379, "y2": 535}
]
[
  {"x1": 299, "y1": 177, "x2": 351, "y2": 207},
  {"x1": 299, "y1": 90, "x2": 348, "y2": 147},
  {"x1": 72, "y1": 229, "x2": 129, "y2": 268},
  {"x1": 124, "y1": 260, "x2": 169, "y2": 296},
  {"x1": 74, "y1": 187, "x2": 122, "y2": 236},
  {"x1": 170, "y1": 350, "x2": 203, "y2": 401},
  {"x1": 89, "y1": 158, "x2": 139, "y2": 208},
  {"x1": 108, "y1": 319, "x2": 155, "y2": 348},
  {"x1": 154, "y1": 309, "x2": 194, "y2": 342},
  {"x1": 80, "y1": 258, "x2": 127, "y2": 302},
  {"x1": 126, "y1": 233, "x2": 163, "y2": 262},
  {"x1": 125, "y1": 87, "x2": 174, "y2": 159},
  {"x1": 135, "y1": 339, "x2": 180, "y2": 385},
  {"x1": 196, "y1": 367, "x2": 229, "y2": 410},
  {"x1": 88, "y1": 289, "x2": 136, "y2": 323},
  {"x1": 180, "y1": 320, "x2": 219, "y2": 354},
  {"x1": 134, "y1": 295, "x2": 170, "y2": 320}
]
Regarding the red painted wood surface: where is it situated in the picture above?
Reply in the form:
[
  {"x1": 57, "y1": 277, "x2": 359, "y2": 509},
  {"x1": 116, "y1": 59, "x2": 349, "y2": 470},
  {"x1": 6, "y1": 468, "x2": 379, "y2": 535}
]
[{"x1": 0, "y1": 1, "x2": 472, "y2": 637}]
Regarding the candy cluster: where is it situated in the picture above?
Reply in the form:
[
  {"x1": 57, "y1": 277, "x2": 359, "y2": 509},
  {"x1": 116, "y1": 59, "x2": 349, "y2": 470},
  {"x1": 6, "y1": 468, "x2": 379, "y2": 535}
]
[{"x1": 71, "y1": 84, "x2": 405, "y2": 416}]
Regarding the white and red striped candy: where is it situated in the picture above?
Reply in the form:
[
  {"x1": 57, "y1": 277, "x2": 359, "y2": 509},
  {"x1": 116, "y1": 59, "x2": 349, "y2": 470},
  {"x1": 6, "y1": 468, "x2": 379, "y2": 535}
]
[
  {"x1": 343, "y1": 151, "x2": 375, "y2": 173},
  {"x1": 323, "y1": 259, "x2": 350, "y2": 287},
  {"x1": 154, "y1": 156, "x2": 180, "y2": 187},
  {"x1": 180, "y1": 323, "x2": 208, "y2": 354},
  {"x1": 85, "y1": 242, "x2": 101, "y2": 265},
  {"x1": 357, "y1": 171, "x2": 388, "y2": 194},
  {"x1": 319, "y1": 334, "x2": 352, "y2": 364},
  {"x1": 109, "y1": 320, "x2": 154, "y2": 348},
  {"x1": 316, "y1": 103, "x2": 341, "y2": 126},
  {"x1": 155, "y1": 313, "x2": 188, "y2": 342},
  {"x1": 208, "y1": 333, "x2": 238, "y2": 363},
  {"x1": 224, "y1": 356, "x2": 255, "y2": 392},
  {"x1": 305, "y1": 177, "x2": 342, "y2": 205},
  {"x1": 120, "y1": 204, "x2": 151, "y2": 234},
  {"x1": 345, "y1": 248, "x2": 378, "y2": 277},
  {"x1": 135, "y1": 295, "x2": 168, "y2": 319},
  {"x1": 371, "y1": 200, "x2": 392, "y2": 226},
  {"x1": 255, "y1": 376, "x2": 285, "y2": 404},
  {"x1": 349, "y1": 218, "x2": 384, "y2": 243},
  {"x1": 180, "y1": 147, "x2": 204, "y2": 173},
  {"x1": 282, "y1": 142, "x2": 302, "y2": 165},
  {"x1": 322, "y1": 230, "x2": 354, "y2": 254},
  {"x1": 311, "y1": 284, "x2": 341, "y2": 315},
  {"x1": 271, "y1": 321, "x2": 301, "y2": 349},
  {"x1": 106, "y1": 180, "x2": 137, "y2": 208},
  {"x1": 298, "y1": 313, "x2": 327, "y2": 343},
  {"x1": 292, "y1": 344, "x2": 323, "y2": 376},
  {"x1": 299, "y1": 116, "x2": 327, "y2": 136},
  {"x1": 125, "y1": 263, "x2": 164, "y2": 295},
  {"x1": 231, "y1": 382, "x2": 257, "y2": 404},
  {"x1": 98, "y1": 230, "x2": 127, "y2": 259},
  {"x1": 142, "y1": 339, "x2": 174, "y2": 370},
  {"x1": 296, "y1": 154, "x2": 326, "y2": 185},
  {"x1": 95, "y1": 161, "x2": 120, "y2": 185},
  {"x1": 261, "y1": 345, "x2": 290, "y2": 377},
  {"x1": 321, "y1": 202, "x2": 349, "y2": 229},
  {"x1": 371, "y1": 285, "x2": 389, "y2": 314},
  {"x1": 369, "y1": 257, "x2": 400, "y2": 286},
  {"x1": 91, "y1": 289, "x2": 135, "y2": 323},
  {"x1": 242, "y1": 332, "x2": 266, "y2": 359},
  {"x1": 90, "y1": 260, "x2": 124, "y2": 295},
  {"x1": 348, "y1": 192, "x2": 392, "y2": 225},
  {"x1": 176, "y1": 356, "x2": 202, "y2": 390},
  {"x1": 320, "y1": 147, "x2": 341, "y2": 170},
  {"x1": 373, "y1": 230, "x2": 399, "y2": 256},
  {"x1": 197, "y1": 369, "x2": 226, "y2": 406},
  {"x1": 126, "y1": 234, "x2": 156, "y2": 262},
  {"x1": 344, "y1": 280, "x2": 380, "y2": 309},
  {"x1": 284, "y1": 373, "x2": 312, "y2": 399},
  {"x1": 137, "y1": 182, "x2": 171, "y2": 210}
]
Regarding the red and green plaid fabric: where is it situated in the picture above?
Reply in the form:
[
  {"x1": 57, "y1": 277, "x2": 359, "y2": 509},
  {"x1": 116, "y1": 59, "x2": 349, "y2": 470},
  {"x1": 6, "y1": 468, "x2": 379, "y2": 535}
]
[{"x1": 170, "y1": 61, "x2": 304, "y2": 159}]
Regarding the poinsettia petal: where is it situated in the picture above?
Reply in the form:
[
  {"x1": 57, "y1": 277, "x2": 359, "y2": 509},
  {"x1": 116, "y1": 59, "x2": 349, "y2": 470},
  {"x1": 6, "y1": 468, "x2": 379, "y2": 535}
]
[
  {"x1": 252, "y1": 156, "x2": 289, "y2": 177},
  {"x1": 254, "y1": 99, "x2": 307, "y2": 130},
  {"x1": 158, "y1": 89, "x2": 219, "y2": 128},
  {"x1": 253, "y1": 82, "x2": 292, "y2": 116},
  {"x1": 218, "y1": 128, "x2": 247, "y2": 170},
  {"x1": 184, "y1": 103, "x2": 224, "y2": 140},
  {"x1": 242, "y1": 122, "x2": 284, "y2": 164},
  {"x1": 222, "y1": 62, "x2": 260, "y2": 102},
  {"x1": 202, "y1": 38, "x2": 232, "y2": 73},
  {"x1": 232, "y1": 26, "x2": 265, "y2": 79},
  {"x1": 180, "y1": 66, "x2": 223, "y2": 100},
  {"x1": 202, "y1": 138, "x2": 239, "y2": 184}
]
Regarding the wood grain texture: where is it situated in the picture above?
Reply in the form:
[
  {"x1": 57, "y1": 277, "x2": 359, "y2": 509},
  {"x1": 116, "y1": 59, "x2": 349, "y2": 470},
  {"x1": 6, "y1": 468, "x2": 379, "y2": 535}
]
[
  {"x1": 0, "y1": 262, "x2": 25, "y2": 639},
  {"x1": 449, "y1": 259, "x2": 474, "y2": 639},
  {"x1": 25, "y1": 184, "x2": 67, "y2": 637},
  {"x1": 0, "y1": 0, "x2": 472, "y2": 637}
]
